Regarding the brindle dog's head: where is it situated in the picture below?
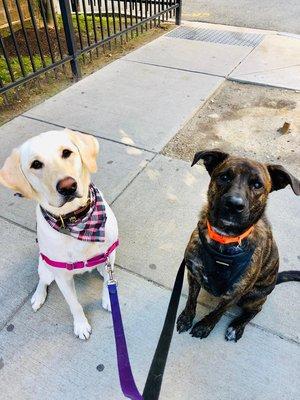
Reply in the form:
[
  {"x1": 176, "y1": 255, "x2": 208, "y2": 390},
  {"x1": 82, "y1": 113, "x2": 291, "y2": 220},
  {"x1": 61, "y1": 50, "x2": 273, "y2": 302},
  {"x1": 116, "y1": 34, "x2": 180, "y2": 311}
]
[{"x1": 192, "y1": 150, "x2": 300, "y2": 235}]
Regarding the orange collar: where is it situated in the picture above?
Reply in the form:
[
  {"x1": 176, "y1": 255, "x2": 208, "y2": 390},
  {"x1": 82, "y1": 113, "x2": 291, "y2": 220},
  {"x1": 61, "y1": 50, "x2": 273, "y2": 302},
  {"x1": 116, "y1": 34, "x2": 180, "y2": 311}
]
[{"x1": 206, "y1": 220, "x2": 254, "y2": 245}]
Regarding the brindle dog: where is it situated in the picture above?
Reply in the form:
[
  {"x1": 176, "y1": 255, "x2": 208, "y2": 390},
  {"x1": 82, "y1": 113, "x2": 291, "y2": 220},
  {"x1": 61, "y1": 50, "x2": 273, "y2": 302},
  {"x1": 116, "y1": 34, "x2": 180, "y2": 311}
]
[{"x1": 177, "y1": 150, "x2": 300, "y2": 342}]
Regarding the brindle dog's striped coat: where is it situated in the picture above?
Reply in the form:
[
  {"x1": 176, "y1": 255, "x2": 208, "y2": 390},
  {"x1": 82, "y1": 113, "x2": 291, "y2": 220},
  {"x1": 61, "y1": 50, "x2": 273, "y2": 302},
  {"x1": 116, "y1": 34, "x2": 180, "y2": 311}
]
[{"x1": 177, "y1": 150, "x2": 300, "y2": 342}]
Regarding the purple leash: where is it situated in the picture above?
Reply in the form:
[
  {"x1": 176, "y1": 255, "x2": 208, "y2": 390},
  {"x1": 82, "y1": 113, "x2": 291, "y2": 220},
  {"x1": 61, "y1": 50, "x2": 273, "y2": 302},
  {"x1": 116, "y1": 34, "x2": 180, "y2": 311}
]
[
  {"x1": 106, "y1": 259, "x2": 186, "y2": 400},
  {"x1": 107, "y1": 262, "x2": 143, "y2": 400}
]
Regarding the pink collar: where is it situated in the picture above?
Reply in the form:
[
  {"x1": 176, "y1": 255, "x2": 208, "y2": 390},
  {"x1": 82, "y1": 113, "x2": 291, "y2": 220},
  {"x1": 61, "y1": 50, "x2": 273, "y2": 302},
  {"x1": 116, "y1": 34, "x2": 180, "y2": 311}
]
[{"x1": 40, "y1": 240, "x2": 119, "y2": 271}]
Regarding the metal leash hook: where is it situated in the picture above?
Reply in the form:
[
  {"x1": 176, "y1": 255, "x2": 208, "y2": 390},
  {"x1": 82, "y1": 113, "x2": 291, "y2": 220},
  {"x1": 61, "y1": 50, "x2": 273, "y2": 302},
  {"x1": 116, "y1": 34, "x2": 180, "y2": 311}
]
[{"x1": 106, "y1": 259, "x2": 117, "y2": 286}]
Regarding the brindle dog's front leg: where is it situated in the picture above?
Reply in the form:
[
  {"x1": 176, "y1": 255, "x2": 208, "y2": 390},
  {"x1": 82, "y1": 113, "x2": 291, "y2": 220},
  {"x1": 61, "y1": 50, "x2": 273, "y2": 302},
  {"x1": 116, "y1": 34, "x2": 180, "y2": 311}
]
[
  {"x1": 177, "y1": 272, "x2": 201, "y2": 333},
  {"x1": 190, "y1": 297, "x2": 238, "y2": 339}
]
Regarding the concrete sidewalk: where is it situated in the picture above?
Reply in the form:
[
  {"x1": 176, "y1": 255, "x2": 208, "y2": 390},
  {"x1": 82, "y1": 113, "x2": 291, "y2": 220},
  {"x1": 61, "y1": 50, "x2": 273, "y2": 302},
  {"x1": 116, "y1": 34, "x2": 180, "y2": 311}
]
[{"x1": 0, "y1": 21, "x2": 299, "y2": 400}]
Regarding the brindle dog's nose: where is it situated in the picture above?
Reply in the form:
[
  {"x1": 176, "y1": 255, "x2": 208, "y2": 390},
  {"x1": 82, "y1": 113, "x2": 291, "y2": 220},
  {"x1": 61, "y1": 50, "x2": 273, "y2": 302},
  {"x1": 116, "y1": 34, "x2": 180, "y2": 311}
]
[
  {"x1": 56, "y1": 177, "x2": 77, "y2": 196},
  {"x1": 224, "y1": 194, "x2": 245, "y2": 213}
]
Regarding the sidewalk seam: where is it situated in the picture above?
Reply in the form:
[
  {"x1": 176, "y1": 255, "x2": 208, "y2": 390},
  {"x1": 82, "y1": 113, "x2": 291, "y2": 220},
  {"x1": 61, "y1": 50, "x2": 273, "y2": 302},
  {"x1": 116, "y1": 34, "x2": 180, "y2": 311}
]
[
  {"x1": 226, "y1": 40, "x2": 259, "y2": 77},
  {"x1": 20, "y1": 115, "x2": 158, "y2": 155},
  {"x1": 0, "y1": 288, "x2": 36, "y2": 332},
  {"x1": 110, "y1": 153, "x2": 158, "y2": 206},
  {"x1": 227, "y1": 76, "x2": 300, "y2": 92},
  {"x1": 115, "y1": 262, "x2": 300, "y2": 346},
  {"x1": 122, "y1": 58, "x2": 225, "y2": 79},
  {"x1": 0, "y1": 214, "x2": 36, "y2": 234}
]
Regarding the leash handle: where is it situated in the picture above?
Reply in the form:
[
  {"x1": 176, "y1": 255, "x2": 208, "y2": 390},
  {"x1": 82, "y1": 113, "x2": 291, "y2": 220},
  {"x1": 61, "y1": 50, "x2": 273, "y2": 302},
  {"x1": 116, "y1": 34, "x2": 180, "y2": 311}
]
[{"x1": 108, "y1": 280, "x2": 144, "y2": 400}]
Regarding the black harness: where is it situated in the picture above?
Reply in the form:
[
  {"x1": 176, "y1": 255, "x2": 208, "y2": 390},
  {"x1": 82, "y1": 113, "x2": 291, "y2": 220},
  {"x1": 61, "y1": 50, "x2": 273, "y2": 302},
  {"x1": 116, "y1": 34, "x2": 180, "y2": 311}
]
[{"x1": 198, "y1": 229, "x2": 255, "y2": 297}]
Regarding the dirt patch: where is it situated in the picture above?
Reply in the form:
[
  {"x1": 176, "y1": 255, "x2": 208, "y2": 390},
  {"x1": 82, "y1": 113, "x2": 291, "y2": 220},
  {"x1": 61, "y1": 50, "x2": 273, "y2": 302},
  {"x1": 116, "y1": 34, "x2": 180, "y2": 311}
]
[
  {"x1": 2, "y1": 26, "x2": 67, "y2": 58},
  {"x1": 163, "y1": 81, "x2": 300, "y2": 176}
]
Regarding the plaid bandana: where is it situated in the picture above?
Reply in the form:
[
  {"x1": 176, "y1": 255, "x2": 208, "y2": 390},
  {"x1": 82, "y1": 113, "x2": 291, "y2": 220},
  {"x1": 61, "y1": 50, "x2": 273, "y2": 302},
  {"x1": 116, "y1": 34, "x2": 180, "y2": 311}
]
[{"x1": 41, "y1": 183, "x2": 107, "y2": 242}]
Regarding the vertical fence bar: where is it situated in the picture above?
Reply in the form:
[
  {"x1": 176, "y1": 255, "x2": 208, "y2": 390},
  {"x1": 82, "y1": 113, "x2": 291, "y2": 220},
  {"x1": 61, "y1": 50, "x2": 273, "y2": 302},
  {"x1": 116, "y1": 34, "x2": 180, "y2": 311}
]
[
  {"x1": 0, "y1": 33, "x2": 15, "y2": 82},
  {"x1": 175, "y1": 0, "x2": 181, "y2": 25},
  {"x1": 139, "y1": 0, "x2": 143, "y2": 33},
  {"x1": 116, "y1": 0, "x2": 123, "y2": 43},
  {"x1": 103, "y1": 0, "x2": 111, "y2": 38},
  {"x1": 81, "y1": 0, "x2": 91, "y2": 50},
  {"x1": 134, "y1": 0, "x2": 139, "y2": 35},
  {"x1": 123, "y1": 0, "x2": 129, "y2": 41},
  {"x1": 58, "y1": 0, "x2": 81, "y2": 79},
  {"x1": 128, "y1": 0, "x2": 134, "y2": 38},
  {"x1": 144, "y1": 0, "x2": 148, "y2": 30},
  {"x1": 149, "y1": 0, "x2": 152, "y2": 28},
  {"x1": 74, "y1": 2, "x2": 84, "y2": 52},
  {"x1": 27, "y1": 0, "x2": 47, "y2": 68},
  {"x1": 15, "y1": 0, "x2": 36, "y2": 72},
  {"x1": 110, "y1": 0, "x2": 117, "y2": 45},
  {"x1": 96, "y1": 0, "x2": 105, "y2": 41},
  {"x1": 153, "y1": 0, "x2": 157, "y2": 26},
  {"x1": 89, "y1": 0, "x2": 99, "y2": 56},
  {"x1": 2, "y1": 0, "x2": 26, "y2": 77},
  {"x1": 39, "y1": 1, "x2": 56, "y2": 64},
  {"x1": 49, "y1": 0, "x2": 65, "y2": 62}
]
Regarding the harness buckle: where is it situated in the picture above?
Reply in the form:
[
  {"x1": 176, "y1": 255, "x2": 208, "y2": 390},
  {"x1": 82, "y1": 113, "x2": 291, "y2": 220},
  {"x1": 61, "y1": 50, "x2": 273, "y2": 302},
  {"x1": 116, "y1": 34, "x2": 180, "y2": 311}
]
[
  {"x1": 216, "y1": 260, "x2": 230, "y2": 267},
  {"x1": 106, "y1": 260, "x2": 117, "y2": 286},
  {"x1": 66, "y1": 263, "x2": 75, "y2": 271}
]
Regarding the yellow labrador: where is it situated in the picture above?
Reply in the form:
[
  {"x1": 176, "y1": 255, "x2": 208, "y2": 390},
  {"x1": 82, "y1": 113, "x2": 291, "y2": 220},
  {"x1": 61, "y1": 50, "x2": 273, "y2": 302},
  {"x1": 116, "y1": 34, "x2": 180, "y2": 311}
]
[{"x1": 0, "y1": 129, "x2": 118, "y2": 339}]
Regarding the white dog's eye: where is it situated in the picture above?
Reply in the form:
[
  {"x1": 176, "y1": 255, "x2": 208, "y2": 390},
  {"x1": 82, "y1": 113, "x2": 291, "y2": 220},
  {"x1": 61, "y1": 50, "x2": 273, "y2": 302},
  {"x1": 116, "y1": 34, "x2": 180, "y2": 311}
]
[
  {"x1": 30, "y1": 160, "x2": 44, "y2": 170},
  {"x1": 62, "y1": 149, "x2": 73, "y2": 159}
]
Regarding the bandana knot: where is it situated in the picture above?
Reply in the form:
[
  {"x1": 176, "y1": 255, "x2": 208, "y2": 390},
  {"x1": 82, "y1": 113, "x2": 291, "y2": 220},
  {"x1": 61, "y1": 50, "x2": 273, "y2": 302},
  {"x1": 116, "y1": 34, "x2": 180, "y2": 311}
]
[{"x1": 41, "y1": 183, "x2": 107, "y2": 242}]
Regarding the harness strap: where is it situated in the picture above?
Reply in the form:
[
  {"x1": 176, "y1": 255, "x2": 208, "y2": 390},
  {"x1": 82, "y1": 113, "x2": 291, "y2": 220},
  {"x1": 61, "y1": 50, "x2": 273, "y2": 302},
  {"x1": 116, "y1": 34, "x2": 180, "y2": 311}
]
[
  {"x1": 108, "y1": 259, "x2": 186, "y2": 400},
  {"x1": 40, "y1": 240, "x2": 119, "y2": 270}
]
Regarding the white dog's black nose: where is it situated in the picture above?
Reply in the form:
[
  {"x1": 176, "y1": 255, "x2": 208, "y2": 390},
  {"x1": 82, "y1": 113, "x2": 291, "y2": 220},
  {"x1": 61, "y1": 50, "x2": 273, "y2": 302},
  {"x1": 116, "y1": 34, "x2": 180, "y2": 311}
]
[{"x1": 56, "y1": 177, "x2": 77, "y2": 196}]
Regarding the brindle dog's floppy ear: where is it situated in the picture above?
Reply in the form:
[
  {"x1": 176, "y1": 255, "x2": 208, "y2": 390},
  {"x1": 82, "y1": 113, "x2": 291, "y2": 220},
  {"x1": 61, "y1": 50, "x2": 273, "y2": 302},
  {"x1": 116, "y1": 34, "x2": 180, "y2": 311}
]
[
  {"x1": 191, "y1": 150, "x2": 229, "y2": 176},
  {"x1": 267, "y1": 164, "x2": 300, "y2": 195}
]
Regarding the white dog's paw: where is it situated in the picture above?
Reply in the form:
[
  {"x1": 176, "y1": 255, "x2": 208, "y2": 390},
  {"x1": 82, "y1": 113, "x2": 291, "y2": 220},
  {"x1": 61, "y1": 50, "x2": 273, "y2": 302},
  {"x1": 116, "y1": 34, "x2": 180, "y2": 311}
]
[
  {"x1": 74, "y1": 318, "x2": 92, "y2": 340},
  {"x1": 31, "y1": 287, "x2": 47, "y2": 312},
  {"x1": 102, "y1": 294, "x2": 112, "y2": 312}
]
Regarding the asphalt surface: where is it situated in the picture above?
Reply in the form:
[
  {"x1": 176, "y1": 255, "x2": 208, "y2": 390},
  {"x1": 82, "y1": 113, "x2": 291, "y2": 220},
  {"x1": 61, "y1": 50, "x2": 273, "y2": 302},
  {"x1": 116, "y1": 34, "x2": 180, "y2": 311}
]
[{"x1": 182, "y1": 0, "x2": 300, "y2": 34}]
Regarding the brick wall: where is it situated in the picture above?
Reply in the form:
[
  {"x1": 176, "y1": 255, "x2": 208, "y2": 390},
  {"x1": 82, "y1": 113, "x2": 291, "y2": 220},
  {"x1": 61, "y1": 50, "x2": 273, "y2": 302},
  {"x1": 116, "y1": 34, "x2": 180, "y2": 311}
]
[{"x1": 0, "y1": 0, "x2": 31, "y2": 29}]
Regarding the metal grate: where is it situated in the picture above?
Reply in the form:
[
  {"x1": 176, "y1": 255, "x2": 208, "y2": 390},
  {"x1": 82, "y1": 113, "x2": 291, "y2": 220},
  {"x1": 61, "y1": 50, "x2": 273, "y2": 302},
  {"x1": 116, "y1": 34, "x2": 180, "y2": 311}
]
[{"x1": 166, "y1": 26, "x2": 264, "y2": 47}]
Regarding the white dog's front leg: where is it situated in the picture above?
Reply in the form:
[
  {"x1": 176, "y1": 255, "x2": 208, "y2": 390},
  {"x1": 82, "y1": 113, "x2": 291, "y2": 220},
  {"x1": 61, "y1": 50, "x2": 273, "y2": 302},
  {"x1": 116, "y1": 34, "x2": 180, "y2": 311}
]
[
  {"x1": 97, "y1": 251, "x2": 116, "y2": 312},
  {"x1": 31, "y1": 257, "x2": 54, "y2": 312},
  {"x1": 55, "y1": 273, "x2": 91, "y2": 340}
]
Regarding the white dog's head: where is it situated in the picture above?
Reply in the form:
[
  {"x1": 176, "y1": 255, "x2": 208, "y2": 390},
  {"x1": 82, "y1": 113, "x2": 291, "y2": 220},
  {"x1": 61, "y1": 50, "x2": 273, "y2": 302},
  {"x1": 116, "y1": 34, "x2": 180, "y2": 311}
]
[{"x1": 0, "y1": 129, "x2": 99, "y2": 215}]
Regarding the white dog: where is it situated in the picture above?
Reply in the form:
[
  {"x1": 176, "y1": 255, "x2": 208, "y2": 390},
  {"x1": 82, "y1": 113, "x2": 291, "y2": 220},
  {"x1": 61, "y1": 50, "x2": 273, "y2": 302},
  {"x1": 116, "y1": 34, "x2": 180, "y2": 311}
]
[{"x1": 0, "y1": 129, "x2": 118, "y2": 339}]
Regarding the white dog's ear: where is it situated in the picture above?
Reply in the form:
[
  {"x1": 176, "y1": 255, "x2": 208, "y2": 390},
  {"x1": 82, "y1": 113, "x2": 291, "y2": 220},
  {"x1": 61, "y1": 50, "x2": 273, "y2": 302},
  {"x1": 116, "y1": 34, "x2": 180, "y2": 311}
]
[
  {"x1": 0, "y1": 148, "x2": 35, "y2": 198},
  {"x1": 67, "y1": 129, "x2": 99, "y2": 173}
]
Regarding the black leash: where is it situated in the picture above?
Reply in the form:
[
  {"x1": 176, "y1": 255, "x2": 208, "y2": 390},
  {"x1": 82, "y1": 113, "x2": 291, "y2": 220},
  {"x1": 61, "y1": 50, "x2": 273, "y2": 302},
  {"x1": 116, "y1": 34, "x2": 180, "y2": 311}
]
[{"x1": 143, "y1": 259, "x2": 186, "y2": 400}]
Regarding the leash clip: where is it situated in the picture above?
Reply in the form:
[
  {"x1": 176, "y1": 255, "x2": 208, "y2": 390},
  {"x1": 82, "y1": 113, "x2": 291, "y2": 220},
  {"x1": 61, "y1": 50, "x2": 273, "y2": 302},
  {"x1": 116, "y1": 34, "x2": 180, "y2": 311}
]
[{"x1": 106, "y1": 260, "x2": 117, "y2": 286}]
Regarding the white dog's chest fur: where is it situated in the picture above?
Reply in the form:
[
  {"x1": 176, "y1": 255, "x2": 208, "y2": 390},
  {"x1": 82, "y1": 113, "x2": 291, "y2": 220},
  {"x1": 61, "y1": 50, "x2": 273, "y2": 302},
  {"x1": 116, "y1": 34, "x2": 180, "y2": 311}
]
[{"x1": 37, "y1": 192, "x2": 118, "y2": 275}]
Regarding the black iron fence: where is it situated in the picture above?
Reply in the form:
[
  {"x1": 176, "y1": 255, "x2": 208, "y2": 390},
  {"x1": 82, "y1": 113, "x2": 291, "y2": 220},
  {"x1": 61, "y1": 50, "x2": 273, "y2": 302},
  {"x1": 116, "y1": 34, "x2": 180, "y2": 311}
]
[{"x1": 0, "y1": 0, "x2": 181, "y2": 95}]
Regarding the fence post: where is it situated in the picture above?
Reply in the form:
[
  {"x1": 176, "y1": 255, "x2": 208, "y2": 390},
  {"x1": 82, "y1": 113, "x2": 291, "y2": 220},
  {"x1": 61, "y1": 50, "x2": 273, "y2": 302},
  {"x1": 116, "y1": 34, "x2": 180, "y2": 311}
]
[
  {"x1": 58, "y1": 0, "x2": 81, "y2": 80},
  {"x1": 175, "y1": 0, "x2": 182, "y2": 25}
]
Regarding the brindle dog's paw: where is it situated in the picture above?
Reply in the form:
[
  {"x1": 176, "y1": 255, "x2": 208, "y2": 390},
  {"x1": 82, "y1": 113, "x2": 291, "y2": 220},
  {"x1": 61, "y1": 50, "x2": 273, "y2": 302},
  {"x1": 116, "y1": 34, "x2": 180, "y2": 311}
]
[
  {"x1": 225, "y1": 324, "x2": 245, "y2": 342},
  {"x1": 177, "y1": 312, "x2": 194, "y2": 333},
  {"x1": 190, "y1": 319, "x2": 214, "y2": 339}
]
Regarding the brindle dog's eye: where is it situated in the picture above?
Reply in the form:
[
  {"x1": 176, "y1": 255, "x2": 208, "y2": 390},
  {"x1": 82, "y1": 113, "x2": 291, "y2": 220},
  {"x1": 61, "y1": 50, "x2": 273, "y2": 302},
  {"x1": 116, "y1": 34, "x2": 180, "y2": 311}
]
[
  {"x1": 30, "y1": 160, "x2": 43, "y2": 170},
  {"x1": 62, "y1": 149, "x2": 72, "y2": 159},
  {"x1": 219, "y1": 173, "x2": 231, "y2": 183},
  {"x1": 250, "y1": 179, "x2": 262, "y2": 189}
]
